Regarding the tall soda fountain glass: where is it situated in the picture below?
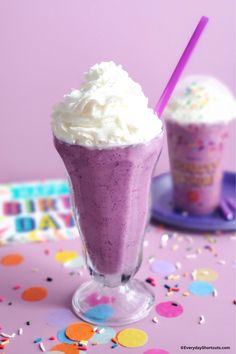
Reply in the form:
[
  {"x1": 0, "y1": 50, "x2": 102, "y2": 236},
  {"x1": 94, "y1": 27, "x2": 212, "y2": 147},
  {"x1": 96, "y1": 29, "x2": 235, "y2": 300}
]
[{"x1": 52, "y1": 62, "x2": 163, "y2": 325}]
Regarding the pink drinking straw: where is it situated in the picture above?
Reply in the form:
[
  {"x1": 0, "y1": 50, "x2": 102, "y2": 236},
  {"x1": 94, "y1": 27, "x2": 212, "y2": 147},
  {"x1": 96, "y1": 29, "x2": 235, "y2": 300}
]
[{"x1": 155, "y1": 16, "x2": 209, "y2": 117}]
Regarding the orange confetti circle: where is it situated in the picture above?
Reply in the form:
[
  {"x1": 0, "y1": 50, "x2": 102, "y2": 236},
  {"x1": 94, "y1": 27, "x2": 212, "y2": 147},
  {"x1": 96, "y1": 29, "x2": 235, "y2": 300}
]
[
  {"x1": 1, "y1": 254, "x2": 24, "y2": 266},
  {"x1": 50, "y1": 343, "x2": 79, "y2": 354},
  {"x1": 66, "y1": 322, "x2": 94, "y2": 341},
  {"x1": 21, "y1": 287, "x2": 48, "y2": 302}
]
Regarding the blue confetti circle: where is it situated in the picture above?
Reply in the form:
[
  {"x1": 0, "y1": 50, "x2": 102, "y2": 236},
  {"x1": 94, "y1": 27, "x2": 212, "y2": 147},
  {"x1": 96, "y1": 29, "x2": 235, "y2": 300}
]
[
  {"x1": 188, "y1": 281, "x2": 214, "y2": 296},
  {"x1": 57, "y1": 327, "x2": 76, "y2": 344},
  {"x1": 92, "y1": 326, "x2": 116, "y2": 344},
  {"x1": 85, "y1": 304, "x2": 113, "y2": 322}
]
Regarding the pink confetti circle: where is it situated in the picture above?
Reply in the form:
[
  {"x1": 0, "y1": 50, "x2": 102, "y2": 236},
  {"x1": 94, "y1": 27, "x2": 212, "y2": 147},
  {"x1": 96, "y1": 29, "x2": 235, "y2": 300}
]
[
  {"x1": 85, "y1": 293, "x2": 110, "y2": 306},
  {"x1": 85, "y1": 292, "x2": 116, "y2": 306},
  {"x1": 155, "y1": 301, "x2": 183, "y2": 318},
  {"x1": 144, "y1": 349, "x2": 170, "y2": 354}
]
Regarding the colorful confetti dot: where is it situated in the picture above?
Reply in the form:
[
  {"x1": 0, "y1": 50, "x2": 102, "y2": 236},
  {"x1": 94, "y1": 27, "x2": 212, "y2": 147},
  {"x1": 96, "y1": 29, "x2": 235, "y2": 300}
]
[
  {"x1": 150, "y1": 260, "x2": 176, "y2": 276},
  {"x1": 65, "y1": 322, "x2": 94, "y2": 341},
  {"x1": 57, "y1": 328, "x2": 75, "y2": 344},
  {"x1": 192, "y1": 268, "x2": 218, "y2": 282},
  {"x1": 50, "y1": 343, "x2": 79, "y2": 354},
  {"x1": 64, "y1": 256, "x2": 85, "y2": 269},
  {"x1": 47, "y1": 309, "x2": 77, "y2": 328},
  {"x1": 0, "y1": 254, "x2": 24, "y2": 266},
  {"x1": 85, "y1": 293, "x2": 110, "y2": 306},
  {"x1": 117, "y1": 328, "x2": 148, "y2": 348},
  {"x1": 85, "y1": 304, "x2": 113, "y2": 322},
  {"x1": 155, "y1": 301, "x2": 183, "y2": 318},
  {"x1": 92, "y1": 326, "x2": 116, "y2": 344},
  {"x1": 21, "y1": 287, "x2": 48, "y2": 302},
  {"x1": 188, "y1": 281, "x2": 215, "y2": 296},
  {"x1": 54, "y1": 250, "x2": 78, "y2": 264}
]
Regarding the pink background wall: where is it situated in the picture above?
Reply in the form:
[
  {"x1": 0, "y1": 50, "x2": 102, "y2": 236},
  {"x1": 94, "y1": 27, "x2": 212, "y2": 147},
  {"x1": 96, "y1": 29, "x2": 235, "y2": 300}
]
[{"x1": 0, "y1": 0, "x2": 235, "y2": 183}]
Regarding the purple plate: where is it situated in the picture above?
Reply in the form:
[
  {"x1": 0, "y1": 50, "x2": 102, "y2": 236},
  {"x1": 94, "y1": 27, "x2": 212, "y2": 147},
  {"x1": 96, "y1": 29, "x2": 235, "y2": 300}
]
[{"x1": 151, "y1": 171, "x2": 236, "y2": 231}]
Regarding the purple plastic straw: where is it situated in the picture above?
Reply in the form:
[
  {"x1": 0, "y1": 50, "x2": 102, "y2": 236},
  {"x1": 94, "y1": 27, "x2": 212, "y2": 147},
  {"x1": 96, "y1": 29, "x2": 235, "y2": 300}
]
[
  {"x1": 155, "y1": 16, "x2": 209, "y2": 117},
  {"x1": 226, "y1": 197, "x2": 236, "y2": 211},
  {"x1": 219, "y1": 200, "x2": 234, "y2": 221}
]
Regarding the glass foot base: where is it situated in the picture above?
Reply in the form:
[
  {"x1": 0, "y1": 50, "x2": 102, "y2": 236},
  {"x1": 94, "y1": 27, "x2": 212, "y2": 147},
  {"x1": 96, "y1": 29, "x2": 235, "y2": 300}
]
[{"x1": 72, "y1": 278, "x2": 155, "y2": 326}]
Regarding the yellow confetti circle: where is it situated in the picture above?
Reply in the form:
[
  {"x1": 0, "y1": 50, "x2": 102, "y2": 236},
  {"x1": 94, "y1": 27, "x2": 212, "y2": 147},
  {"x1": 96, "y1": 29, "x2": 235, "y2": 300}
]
[
  {"x1": 193, "y1": 268, "x2": 218, "y2": 282},
  {"x1": 54, "y1": 250, "x2": 78, "y2": 264},
  {"x1": 117, "y1": 328, "x2": 148, "y2": 348}
]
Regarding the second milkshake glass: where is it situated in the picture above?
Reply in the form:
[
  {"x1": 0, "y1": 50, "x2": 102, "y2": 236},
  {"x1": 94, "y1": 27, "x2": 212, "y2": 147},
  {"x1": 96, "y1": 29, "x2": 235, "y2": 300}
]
[
  {"x1": 163, "y1": 75, "x2": 236, "y2": 215},
  {"x1": 54, "y1": 134, "x2": 163, "y2": 325},
  {"x1": 165, "y1": 121, "x2": 228, "y2": 214}
]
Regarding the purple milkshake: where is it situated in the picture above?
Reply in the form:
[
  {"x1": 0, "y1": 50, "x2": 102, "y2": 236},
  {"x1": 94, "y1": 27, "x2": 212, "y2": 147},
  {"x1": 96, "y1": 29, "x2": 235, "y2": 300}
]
[
  {"x1": 52, "y1": 61, "x2": 163, "y2": 324},
  {"x1": 164, "y1": 76, "x2": 236, "y2": 215},
  {"x1": 54, "y1": 136, "x2": 162, "y2": 280}
]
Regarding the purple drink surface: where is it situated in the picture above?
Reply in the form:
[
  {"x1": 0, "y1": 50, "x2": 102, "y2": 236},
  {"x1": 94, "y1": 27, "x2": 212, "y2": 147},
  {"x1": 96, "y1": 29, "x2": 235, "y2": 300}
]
[
  {"x1": 166, "y1": 121, "x2": 228, "y2": 214},
  {"x1": 54, "y1": 137, "x2": 162, "y2": 278}
]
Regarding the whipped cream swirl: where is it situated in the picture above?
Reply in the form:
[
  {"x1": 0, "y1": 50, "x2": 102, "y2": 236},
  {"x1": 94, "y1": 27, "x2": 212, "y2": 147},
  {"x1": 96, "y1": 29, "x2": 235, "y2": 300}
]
[
  {"x1": 164, "y1": 75, "x2": 236, "y2": 125},
  {"x1": 52, "y1": 61, "x2": 162, "y2": 147}
]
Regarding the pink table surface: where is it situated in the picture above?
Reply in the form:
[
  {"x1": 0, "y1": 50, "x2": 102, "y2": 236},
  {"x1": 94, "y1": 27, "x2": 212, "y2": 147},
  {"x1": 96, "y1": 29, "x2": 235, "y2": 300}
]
[{"x1": 0, "y1": 224, "x2": 236, "y2": 354}]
